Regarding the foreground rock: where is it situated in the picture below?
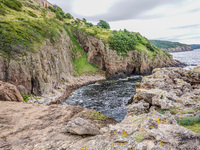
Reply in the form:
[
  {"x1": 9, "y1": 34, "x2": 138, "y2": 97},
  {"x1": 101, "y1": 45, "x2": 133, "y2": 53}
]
[
  {"x1": 0, "y1": 101, "x2": 116, "y2": 150},
  {"x1": 0, "y1": 81, "x2": 23, "y2": 102}
]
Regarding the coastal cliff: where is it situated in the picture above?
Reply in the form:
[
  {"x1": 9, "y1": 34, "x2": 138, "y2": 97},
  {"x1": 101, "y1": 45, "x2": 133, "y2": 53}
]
[
  {"x1": 75, "y1": 30, "x2": 180, "y2": 79},
  {"x1": 0, "y1": 30, "x2": 75, "y2": 95},
  {"x1": 0, "y1": 0, "x2": 181, "y2": 96}
]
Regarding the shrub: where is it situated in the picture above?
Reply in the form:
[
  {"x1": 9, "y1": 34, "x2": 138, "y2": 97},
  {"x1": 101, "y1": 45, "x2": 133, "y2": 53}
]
[
  {"x1": 48, "y1": 6, "x2": 56, "y2": 12},
  {"x1": 176, "y1": 117, "x2": 200, "y2": 126},
  {"x1": 2, "y1": 0, "x2": 22, "y2": 11},
  {"x1": 65, "y1": 13, "x2": 73, "y2": 19},
  {"x1": 97, "y1": 20, "x2": 110, "y2": 29},
  {"x1": 0, "y1": 3, "x2": 6, "y2": 15},
  {"x1": 108, "y1": 29, "x2": 137, "y2": 53},
  {"x1": 21, "y1": 93, "x2": 32, "y2": 102},
  {"x1": 28, "y1": 10, "x2": 37, "y2": 18},
  {"x1": 86, "y1": 22, "x2": 93, "y2": 27},
  {"x1": 56, "y1": 13, "x2": 63, "y2": 21}
]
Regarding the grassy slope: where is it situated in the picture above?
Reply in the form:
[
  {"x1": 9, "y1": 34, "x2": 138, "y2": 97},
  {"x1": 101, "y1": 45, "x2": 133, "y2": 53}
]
[
  {"x1": 0, "y1": 0, "x2": 100, "y2": 76},
  {"x1": 0, "y1": 0, "x2": 171, "y2": 77}
]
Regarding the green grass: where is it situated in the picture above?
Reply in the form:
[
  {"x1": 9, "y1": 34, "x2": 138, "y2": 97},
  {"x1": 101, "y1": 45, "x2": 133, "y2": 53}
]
[
  {"x1": 182, "y1": 124, "x2": 200, "y2": 133},
  {"x1": 64, "y1": 26, "x2": 100, "y2": 76},
  {"x1": 176, "y1": 117, "x2": 200, "y2": 126},
  {"x1": 88, "y1": 110, "x2": 105, "y2": 121},
  {"x1": 176, "y1": 117, "x2": 200, "y2": 133},
  {"x1": 0, "y1": 18, "x2": 61, "y2": 58}
]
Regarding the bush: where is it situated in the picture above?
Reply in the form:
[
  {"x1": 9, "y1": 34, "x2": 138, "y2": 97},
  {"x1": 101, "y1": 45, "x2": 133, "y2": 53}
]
[
  {"x1": 56, "y1": 13, "x2": 63, "y2": 21},
  {"x1": 2, "y1": 0, "x2": 22, "y2": 11},
  {"x1": 97, "y1": 20, "x2": 110, "y2": 29},
  {"x1": 65, "y1": 13, "x2": 73, "y2": 19},
  {"x1": 86, "y1": 22, "x2": 93, "y2": 27},
  {"x1": 0, "y1": 3, "x2": 6, "y2": 15},
  {"x1": 21, "y1": 93, "x2": 32, "y2": 102},
  {"x1": 48, "y1": 6, "x2": 56, "y2": 12},
  {"x1": 176, "y1": 117, "x2": 200, "y2": 126},
  {"x1": 108, "y1": 29, "x2": 137, "y2": 53},
  {"x1": 28, "y1": 10, "x2": 37, "y2": 18}
]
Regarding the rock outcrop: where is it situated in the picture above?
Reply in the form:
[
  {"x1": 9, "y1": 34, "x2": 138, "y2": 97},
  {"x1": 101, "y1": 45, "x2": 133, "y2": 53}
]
[
  {"x1": 0, "y1": 81, "x2": 23, "y2": 102},
  {"x1": 75, "y1": 30, "x2": 180, "y2": 79},
  {"x1": 0, "y1": 101, "x2": 116, "y2": 150},
  {"x1": 0, "y1": 30, "x2": 75, "y2": 96}
]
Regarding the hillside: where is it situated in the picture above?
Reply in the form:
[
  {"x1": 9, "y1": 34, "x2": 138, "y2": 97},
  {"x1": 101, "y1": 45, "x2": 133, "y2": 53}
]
[
  {"x1": 0, "y1": 0, "x2": 179, "y2": 96},
  {"x1": 150, "y1": 40, "x2": 193, "y2": 52}
]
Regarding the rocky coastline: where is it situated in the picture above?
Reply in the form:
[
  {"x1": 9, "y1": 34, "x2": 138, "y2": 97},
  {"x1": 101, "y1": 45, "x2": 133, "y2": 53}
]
[{"x1": 0, "y1": 66, "x2": 200, "y2": 149}]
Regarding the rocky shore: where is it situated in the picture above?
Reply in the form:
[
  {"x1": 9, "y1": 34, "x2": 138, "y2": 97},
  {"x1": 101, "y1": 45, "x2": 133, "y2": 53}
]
[
  {"x1": 0, "y1": 75, "x2": 106, "y2": 105},
  {"x1": 0, "y1": 66, "x2": 200, "y2": 149}
]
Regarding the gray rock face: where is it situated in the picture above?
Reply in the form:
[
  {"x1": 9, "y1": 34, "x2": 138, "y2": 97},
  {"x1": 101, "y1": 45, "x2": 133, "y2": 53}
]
[
  {"x1": 66, "y1": 117, "x2": 100, "y2": 135},
  {"x1": 0, "y1": 30, "x2": 74, "y2": 95}
]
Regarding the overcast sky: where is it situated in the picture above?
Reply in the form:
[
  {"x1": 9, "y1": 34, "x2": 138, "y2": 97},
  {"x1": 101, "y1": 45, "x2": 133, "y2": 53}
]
[{"x1": 48, "y1": 0, "x2": 200, "y2": 44}]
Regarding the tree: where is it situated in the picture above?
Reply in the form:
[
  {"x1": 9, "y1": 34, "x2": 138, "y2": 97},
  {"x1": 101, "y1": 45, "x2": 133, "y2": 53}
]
[{"x1": 97, "y1": 20, "x2": 110, "y2": 29}]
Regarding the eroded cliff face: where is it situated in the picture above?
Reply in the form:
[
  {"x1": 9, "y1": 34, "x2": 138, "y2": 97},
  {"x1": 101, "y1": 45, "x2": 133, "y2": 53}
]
[
  {"x1": 0, "y1": 30, "x2": 74, "y2": 95},
  {"x1": 75, "y1": 30, "x2": 180, "y2": 79}
]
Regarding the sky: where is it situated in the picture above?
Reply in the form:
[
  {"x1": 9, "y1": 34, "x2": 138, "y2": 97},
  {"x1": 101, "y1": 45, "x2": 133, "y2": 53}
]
[{"x1": 48, "y1": 0, "x2": 200, "y2": 44}]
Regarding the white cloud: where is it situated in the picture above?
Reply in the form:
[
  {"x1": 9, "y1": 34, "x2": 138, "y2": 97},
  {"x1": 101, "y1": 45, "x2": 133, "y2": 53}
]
[{"x1": 72, "y1": 0, "x2": 117, "y2": 16}]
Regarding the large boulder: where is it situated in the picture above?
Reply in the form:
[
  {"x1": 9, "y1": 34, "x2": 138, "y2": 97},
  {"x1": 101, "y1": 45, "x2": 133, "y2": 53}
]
[
  {"x1": 66, "y1": 117, "x2": 100, "y2": 135},
  {"x1": 0, "y1": 81, "x2": 23, "y2": 102}
]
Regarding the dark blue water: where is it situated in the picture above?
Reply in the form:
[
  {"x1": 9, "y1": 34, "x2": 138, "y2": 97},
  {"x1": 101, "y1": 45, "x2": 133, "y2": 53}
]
[
  {"x1": 171, "y1": 49, "x2": 200, "y2": 70},
  {"x1": 62, "y1": 76, "x2": 142, "y2": 122}
]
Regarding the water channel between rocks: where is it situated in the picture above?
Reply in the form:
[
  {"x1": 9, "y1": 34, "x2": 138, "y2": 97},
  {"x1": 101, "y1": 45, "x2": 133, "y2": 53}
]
[
  {"x1": 61, "y1": 49, "x2": 200, "y2": 122},
  {"x1": 61, "y1": 76, "x2": 142, "y2": 122}
]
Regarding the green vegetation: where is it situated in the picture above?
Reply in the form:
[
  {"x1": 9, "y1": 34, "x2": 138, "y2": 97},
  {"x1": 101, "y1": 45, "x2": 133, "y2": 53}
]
[
  {"x1": 135, "y1": 131, "x2": 146, "y2": 142},
  {"x1": 1, "y1": 0, "x2": 22, "y2": 11},
  {"x1": 0, "y1": 0, "x2": 171, "y2": 77},
  {"x1": 64, "y1": 26, "x2": 100, "y2": 76},
  {"x1": 176, "y1": 117, "x2": 200, "y2": 126},
  {"x1": 150, "y1": 40, "x2": 190, "y2": 49},
  {"x1": 88, "y1": 110, "x2": 106, "y2": 121},
  {"x1": 27, "y1": 10, "x2": 38, "y2": 18},
  {"x1": 0, "y1": 18, "x2": 61, "y2": 58},
  {"x1": 97, "y1": 20, "x2": 110, "y2": 29},
  {"x1": 107, "y1": 29, "x2": 169, "y2": 56},
  {"x1": 176, "y1": 117, "x2": 200, "y2": 133},
  {"x1": 21, "y1": 93, "x2": 32, "y2": 102}
]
